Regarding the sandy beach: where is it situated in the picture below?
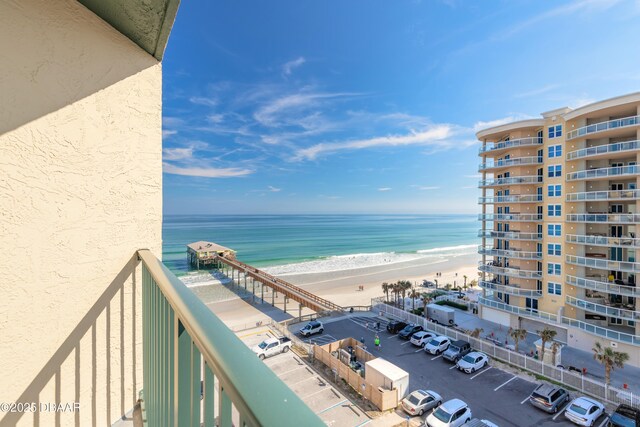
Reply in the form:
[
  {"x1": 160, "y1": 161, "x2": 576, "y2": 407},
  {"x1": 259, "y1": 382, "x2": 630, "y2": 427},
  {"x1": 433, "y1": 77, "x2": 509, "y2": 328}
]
[{"x1": 205, "y1": 252, "x2": 481, "y2": 327}]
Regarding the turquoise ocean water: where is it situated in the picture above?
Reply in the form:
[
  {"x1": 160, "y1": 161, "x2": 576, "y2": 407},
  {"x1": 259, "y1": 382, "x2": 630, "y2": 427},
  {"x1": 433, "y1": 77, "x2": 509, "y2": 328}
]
[{"x1": 162, "y1": 214, "x2": 478, "y2": 277}]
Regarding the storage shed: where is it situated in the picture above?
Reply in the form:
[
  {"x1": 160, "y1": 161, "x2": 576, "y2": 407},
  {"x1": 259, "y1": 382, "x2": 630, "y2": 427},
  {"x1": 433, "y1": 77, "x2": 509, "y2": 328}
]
[{"x1": 364, "y1": 358, "x2": 409, "y2": 400}]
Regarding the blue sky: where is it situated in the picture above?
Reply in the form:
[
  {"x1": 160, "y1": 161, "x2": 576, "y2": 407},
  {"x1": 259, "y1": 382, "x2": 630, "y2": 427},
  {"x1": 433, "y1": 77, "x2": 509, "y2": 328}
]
[{"x1": 162, "y1": 0, "x2": 640, "y2": 215}]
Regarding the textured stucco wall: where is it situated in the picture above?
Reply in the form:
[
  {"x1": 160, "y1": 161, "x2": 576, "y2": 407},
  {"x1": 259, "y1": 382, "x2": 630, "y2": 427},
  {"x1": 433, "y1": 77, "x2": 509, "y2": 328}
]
[{"x1": 0, "y1": 0, "x2": 162, "y2": 425}]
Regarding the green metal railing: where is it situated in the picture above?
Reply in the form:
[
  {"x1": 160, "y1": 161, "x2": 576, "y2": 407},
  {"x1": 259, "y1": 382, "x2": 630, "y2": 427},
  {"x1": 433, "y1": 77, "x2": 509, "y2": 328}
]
[{"x1": 139, "y1": 250, "x2": 324, "y2": 427}]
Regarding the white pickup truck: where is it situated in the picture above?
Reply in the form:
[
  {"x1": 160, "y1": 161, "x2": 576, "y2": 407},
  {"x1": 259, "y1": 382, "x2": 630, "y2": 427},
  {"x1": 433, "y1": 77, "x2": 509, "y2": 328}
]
[{"x1": 252, "y1": 337, "x2": 292, "y2": 360}]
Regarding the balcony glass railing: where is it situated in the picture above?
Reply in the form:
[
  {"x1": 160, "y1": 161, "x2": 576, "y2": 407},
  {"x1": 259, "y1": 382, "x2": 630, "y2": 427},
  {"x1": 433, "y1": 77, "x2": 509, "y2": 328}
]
[
  {"x1": 479, "y1": 280, "x2": 542, "y2": 297},
  {"x1": 565, "y1": 296, "x2": 639, "y2": 321},
  {"x1": 565, "y1": 255, "x2": 640, "y2": 273},
  {"x1": 479, "y1": 137, "x2": 543, "y2": 154},
  {"x1": 566, "y1": 234, "x2": 640, "y2": 248},
  {"x1": 478, "y1": 230, "x2": 543, "y2": 240},
  {"x1": 567, "y1": 115, "x2": 640, "y2": 140},
  {"x1": 566, "y1": 275, "x2": 639, "y2": 297},
  {"x1": 478, "y1": 175, "x2": 543, "y2": 187},
  {"x1": 567, "y1": 140, "x2": 640, "y2": 160},
  {"x1": 566, "y1": 189, "x2": 640, "y2": 202},
  {"x1": 561, "y1": 317, "x2": 640, "y2": 346},
  {"x1": 138, "y1": 250, "x2": 324, "y2": 427},
  {"x1": 478, "y1": 156, "x2": 543, "y2": 171},
  {"x1": 566, "y1": 213, "x2": 640, "y2": 223},
  {"x1": 478, "y1": 262, "x2": 542, "y2": 279},
  {"x1": 478, "y1": 213, "x2": 542, "y2": 222},
  {"x1": 478, "y1": 297, "x2": 557, "y2": 322},
  {"x1": 478, "y1": 246, "x2": 542, "y2": 259},
  {"x1": 479, "y1": 195, "x2": 542, "y2": 204},
  {"x1": 566, "y1": 165, "x2": 639, "y2": 181}
]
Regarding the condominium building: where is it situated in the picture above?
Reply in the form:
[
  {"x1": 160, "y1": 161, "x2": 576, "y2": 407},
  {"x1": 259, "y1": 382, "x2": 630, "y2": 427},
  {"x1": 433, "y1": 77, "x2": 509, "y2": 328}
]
[{"x1": 478, "y1": 92, "x2": 639, "y2": 366}]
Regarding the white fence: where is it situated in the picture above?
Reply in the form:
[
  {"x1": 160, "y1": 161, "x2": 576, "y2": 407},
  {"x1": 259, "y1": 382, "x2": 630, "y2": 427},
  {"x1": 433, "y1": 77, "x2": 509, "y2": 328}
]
[{"x1": 375, "y1": 303, "x2": 638, "y2": 408}]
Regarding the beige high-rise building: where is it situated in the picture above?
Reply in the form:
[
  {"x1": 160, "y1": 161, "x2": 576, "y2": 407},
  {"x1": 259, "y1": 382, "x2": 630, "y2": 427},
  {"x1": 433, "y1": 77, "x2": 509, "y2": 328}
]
[{"x1": 478, "y1": 92, "x2": 640, "y2": 367}]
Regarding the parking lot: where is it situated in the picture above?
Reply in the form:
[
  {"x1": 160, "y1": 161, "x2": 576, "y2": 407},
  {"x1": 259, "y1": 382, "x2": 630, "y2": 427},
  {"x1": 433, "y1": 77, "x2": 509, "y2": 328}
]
[
  {"x1": 236, "y1": 327, "x2": 370, "y2": 427},
  {"x1": 290, "y1": 315, "x2": 614, "y2": 427}
]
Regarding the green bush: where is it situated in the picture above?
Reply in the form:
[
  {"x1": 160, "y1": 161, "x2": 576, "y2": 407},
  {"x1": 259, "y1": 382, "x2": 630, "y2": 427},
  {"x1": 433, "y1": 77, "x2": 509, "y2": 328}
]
[
  {"x1": 410, "y1": 307, "x2": 424, "y2": 315},
  {"x1": 435, "y1": 300, "x2": 468, "y2": 311}
]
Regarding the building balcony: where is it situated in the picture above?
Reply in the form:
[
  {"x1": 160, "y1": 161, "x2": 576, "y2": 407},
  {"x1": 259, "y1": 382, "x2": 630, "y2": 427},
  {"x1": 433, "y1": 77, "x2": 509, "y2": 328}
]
[
  {"x1": 478, "y1": 246, "x2": 542, "y2": 260},
  {"x1": 478, "y1": 156, "x2": 543, "y2": 171},
  {"x1": 566, "y1": 234, "x2": 640, "y2": 248},
  {"x1": 478, "y1": 137, "x2": 543, "y2": 155},
  {"x1": 478, "y1": 175, "x2": 543, "y2": 187},
  {"x1": 567, "y1": 140, "x2": 640, "y2": 161},
  {"x1": 478, "y1": 195, "x2": 542, "y2": 204},
  {"x1": 566, "y1": 275, "x2": 639, "y2": 297},
  {"x1": 566, "y1": 213, "x2": 640, "y2": 224},
  {"x1": 479, "y1": 280, "x2": 542, "y2": 298},
  {"x1": 566, "y1": 189, "x2": 640, "y2": 202},
  {"x1": 565, "y1": 254, "x2": 640, "y2": 274},
  {"x1": 478, "y1": 213, "x2": 542, "y2": 222},
  {"x1": 478, "y1": 230, "x2": 543, "y2": 241},
  {"x1": 561, "y1": 317, "x2": 640, "y2": 346},
  {"x1": 565, "y1": 296, "x2": 639, "y2": 322},
  {"x1": 478, "y1": 296, "x2": 557, "y2": 322},
  {"x1": 478, "y1": 262, "x2": 542, "y2": 279},
  {"x1": 566, "y1": 165, "x2": 639, "y2": 181},
  {"x1": 566, "y1": 115, "x2": 640, "y2": 140}
]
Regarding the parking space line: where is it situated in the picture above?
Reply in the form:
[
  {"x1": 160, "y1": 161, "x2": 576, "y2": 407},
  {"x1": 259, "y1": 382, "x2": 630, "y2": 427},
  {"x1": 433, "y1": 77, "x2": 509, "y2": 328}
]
[
  {"x1": 316, "y1": 399, "x2": 349, "y2": 415},
  {"x1": 414, "y1": 348, "x2": 424, "y2": 353},
  {"x1": 520, "y1": 396, "x2": 530, "y2": 405},
  {"x1": 430, "y1": 355, "x2": 442, "y2": 360},
  {"x1": 449, "y1": 365, "x2": 458, "y2": 370},
  {"x1": 400, "y1": 341, "x2": 411, "y2": 346},
  {"x1": 552, "y1": 402, "x2": 569, "y2": 420},
  {"x1": 469, "y1": 366, "x2": 492, "y2": 379},
  {"x1": 302, "y1": 386, "x2": 335, "y2": 400},
  {"x1": 276, "y1": 365, "x2": 307, "y2": 378},
  {"x1": 493, "y1": 376, "x2": 517, "y2": 391},
  {"x1": 387, "y1": 334, "x2": 399, "y2": 339},
  {"x1": 597, "y1": 416, "x2": 609, "y2": 427}
]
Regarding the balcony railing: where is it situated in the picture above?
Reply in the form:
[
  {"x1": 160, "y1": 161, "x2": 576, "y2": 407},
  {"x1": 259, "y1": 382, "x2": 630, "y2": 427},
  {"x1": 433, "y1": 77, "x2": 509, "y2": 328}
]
[
  {"x1": 139, "y1": 250, "x2": 324, "y2": 427},
  {"x1": 478, "y1": 175, "x2": 543, "y2": 187},
  {"x1": 478, "y1": 156, "x2": 543, "y2": 171},
  {"x1": 566, "y1": 189, "x2": 640, "y2": 202},
  {"x1": 479, "y1": 195, "x2": 542, "y2": 204},
  {"x1": 478, "y1": 262, "x2": 542, "y2": 279},
  {"x1": 478, "y1": 137, "x2": 543, "y2": 154},
  {"x1": 478, "y1": 297, "x2": 557, "y2": 322},
  {"x1": 561, "y1": 317, "x2": 640, "y2": 346},
  {"x1": 566, "y1": 115, "x2": 640, "y2": 140},
  {"x1": 566, "y1": 165, "x2": 639, "y2": 181},
  {"x1": 566, "y1": 275, "x2": 639, "y2": 297},
  {"x1": 565, "y1": 255, "x2": 640, "y2": 273},
  {"x1": 478, "y1": 230, "x2": 543, "y2": 241},
  {"x1": 566, "y1": 234, "x2": 640, "y2": 248},
  {"x1": 479, "y1": 280, "x2": 542, "y2": 297},
  {"x1": 567, "y1": 140, "x2": 640, "y2": 160},
  {"x1": 566, "y1": 213, "x2": 640, "y2": 224},
  {"x1": 565, "y1": 296, "x2": 639, "y2": 322},
  {"x1": 478, "y1": 246, "x2": 542, "y2": 260},
  {"x1": 478, "y1": 213, "x2": 542, "y2": 222}
]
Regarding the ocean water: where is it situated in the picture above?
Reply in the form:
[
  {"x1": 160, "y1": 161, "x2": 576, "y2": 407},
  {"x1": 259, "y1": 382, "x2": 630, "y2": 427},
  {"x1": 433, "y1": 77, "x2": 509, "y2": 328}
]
[{"x1": 162, "y1": 214, "x2": 478, "y2": 278}]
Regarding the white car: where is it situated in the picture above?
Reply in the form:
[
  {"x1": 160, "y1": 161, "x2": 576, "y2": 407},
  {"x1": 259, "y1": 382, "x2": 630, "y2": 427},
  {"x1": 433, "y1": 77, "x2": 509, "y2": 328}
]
[
  {"x1": 425, "y1": 398, "x2": 472, "y2": 427},
  {"x1": 424, "y1": 336, "x2": 451, "y2": 355},
  {"x1": 411, "y1": 331, "x2": 437, "y2": 347},
  {"x1": 401, "y1": 389, "x2": 442, "y2": 416},
  {"x1": 299, "y1": 320, "x2": 324, "y2": 337},
  {"x1": 456, "y1": 352, "x2": 489, "y2": 374},
  {"x1": 564, "y1": 397, "x2": 605, "y2": 426}
]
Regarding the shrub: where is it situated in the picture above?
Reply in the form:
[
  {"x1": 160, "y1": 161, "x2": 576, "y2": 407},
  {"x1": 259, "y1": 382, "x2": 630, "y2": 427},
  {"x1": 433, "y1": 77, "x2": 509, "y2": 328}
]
[{"x1": 435, "y1": 300, "x2": 468, "y2": 311}]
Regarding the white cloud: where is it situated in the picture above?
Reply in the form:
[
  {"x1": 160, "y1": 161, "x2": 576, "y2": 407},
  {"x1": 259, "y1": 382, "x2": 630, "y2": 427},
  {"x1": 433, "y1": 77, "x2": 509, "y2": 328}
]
[
  {"x1": 162, "y1": 130, "x2": 177, "y2": 138},
  {"x1": 268, "y1": 186, "x2": 281, "y2": 192},
  {"x1": 412, "y1": 185, "x2": 440, "y2": 190},
  {"x1": 163, "y1": 147, "x2": 193, "y2": 161},
  {"x1": 189, "y1": 96, "x2": 218, "y2": 107},
  {"x1": 282, "y1": 57, "x2": 306, "y2": 76},
  {"x1": 463, "y1": 174, "x2": 482, "y2": 179},
  {"x1": 163, "y1": 116, "x2": 185, "y2": 127},
  {"x1": 514, "y1": 84, "x2": 560, "y2": 99},
  {"x1": 207, "y1": 114, "x2": 225, "y2": 123},
  {"x1": 473, "y1": 114, "x2": 535, "y2": 132},
  {"x1": 378, "y1": 187, "x2": 392, "y2": 192},
  {"x1": 568, "y1": 97, "x2": 596, "y2": 109},
  {"x1": 163, "y1": 163, "x2": 253, "y2": 178}
]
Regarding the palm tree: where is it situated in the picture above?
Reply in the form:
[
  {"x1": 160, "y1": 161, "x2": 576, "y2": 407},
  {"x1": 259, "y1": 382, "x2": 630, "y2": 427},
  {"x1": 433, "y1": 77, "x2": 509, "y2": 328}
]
[
  {"x1": 421, "y1": 294, "x2": 433, "y2": 318},
  {"x1": 391, "y1": 282, "x2": 400, "y2": 306},
  {"x1": 537, "y1": 328, "x2": 557, "y2": 363},
  {"x1": 470, "y1": 327, "x2": 484, "y2": 338},
  {"x1": 509, "y1": 328, "x2": 527, "y2": 353},
  {"x1": 592, "y1": 341, "x2": 630, "y2": 386},
  {"x1": 463, "y1": 275, "x2": 468, "y2": 291},
  {"x1": 398, "y1": 280, "x2": 411, "y2": 310},
  {"x1": 381, "y1": 282, "x2": 390, "y2": 302},
  {"x1": 434, "y1": 279, "x2": 438, "y2": 289},
  {"x1": 409, "y1": 288, "x2": 420, "y2": 311},
  {"x1": 550, "y1": 342, "x2": 561, "y2": 365}
]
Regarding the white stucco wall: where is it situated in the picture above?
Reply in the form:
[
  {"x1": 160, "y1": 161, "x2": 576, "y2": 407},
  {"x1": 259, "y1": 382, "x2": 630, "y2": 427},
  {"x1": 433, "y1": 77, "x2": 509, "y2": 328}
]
[{"x1": 0, "y1": 0, "x2": 162, "y2": 425}]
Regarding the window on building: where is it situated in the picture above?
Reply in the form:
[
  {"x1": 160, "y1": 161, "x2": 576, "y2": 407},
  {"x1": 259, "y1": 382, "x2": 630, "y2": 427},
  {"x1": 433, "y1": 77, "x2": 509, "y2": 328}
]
[
  {"x1": 547, "y1": 263, "x2": 561, "y2": 275},
  {"x1": 547, "y1": 184, "x2": 562, "y2": 197},
  {"x1": 547, "y1": 204, "x2": 562, "y2": 217},
  {"x1": 547, "y1": 244, "x2": 561, "y2": 256},
  {"x1": 548, "y1": 125, "x2": 563, "y2": 138},
  {"x1": 548, "y1": 165, "x2": 562, "y2": 177},
  {"x1": 547, "y1": 224, "x2": 561, "y2": 236},
  {"x1": 547, "y1": 282, "x2": 562, "y2": 295},
  {"x1": 548, "y1": 145, "x2": 562, "y2": 158}
]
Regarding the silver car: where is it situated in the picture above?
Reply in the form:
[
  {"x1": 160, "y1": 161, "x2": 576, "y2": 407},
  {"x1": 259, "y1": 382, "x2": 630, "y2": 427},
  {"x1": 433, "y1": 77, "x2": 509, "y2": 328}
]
[{"x1": 401, "y1": 389, "x2": 442, "y2": 417}]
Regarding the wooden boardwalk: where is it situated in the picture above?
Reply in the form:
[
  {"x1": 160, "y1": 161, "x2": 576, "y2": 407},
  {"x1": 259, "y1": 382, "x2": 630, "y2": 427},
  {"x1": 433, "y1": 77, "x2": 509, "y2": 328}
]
[{"x1": 213, "y1": 255, "x2": 343, "y2": 314}]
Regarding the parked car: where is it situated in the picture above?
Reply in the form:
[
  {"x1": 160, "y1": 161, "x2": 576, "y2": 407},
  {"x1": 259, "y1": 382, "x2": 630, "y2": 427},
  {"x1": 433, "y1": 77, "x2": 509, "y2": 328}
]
[
  {"x1": 442, "y1": 340, "x2": 471, "y2": 363},
  {"x1": 456, "y1": 352, "x2": 489, "y2": 374},
  {"x1": 252, "y1": 337, "x2": 292, "y2": 360},
  {"x1": 609, "y1": 404, "x2": 640, "y2": 427},
  {"x1": 425, "y1": 398, "x2": 472, "y2": 427},
  {"x1": 424, "y1": 336, "x2": 451, "y2": 355},
  {"x1": 399, "y1": 324, "x2": 424, "y2": 339},
  {"x1": 299, "y1": 320, "x2": 324, "y2": 337},
  {"x1": 411, "y1": 331, "x2": 437, "y2": 347},
  {"x1": 528, "y1": 384, "x2": 570, "y2": 413},
  {"x1": 401, "y1": 389, "x2": 442, "y2": 417},
  {"x1": 387, "y1": 320, "x2": 408, "y2": 334},
  {"x1": 462, "y1": 419, "x2": 499, "y2": 427},
  {"x1": 564, "y1": 397, "x2": 605, "y2": 426}
]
